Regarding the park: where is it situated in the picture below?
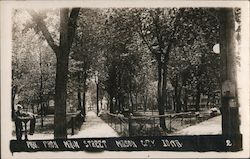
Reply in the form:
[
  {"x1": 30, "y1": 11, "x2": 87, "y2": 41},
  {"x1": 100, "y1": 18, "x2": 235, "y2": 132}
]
[{"x1": 11, "y1": 8, "x2": 240, "y2": 140}]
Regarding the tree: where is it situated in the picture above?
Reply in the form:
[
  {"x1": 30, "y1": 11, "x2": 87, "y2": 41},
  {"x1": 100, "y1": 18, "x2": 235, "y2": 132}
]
[
  {"x1": 101, "y1": 9, "x2": 138, "y2": 113},
  {"x1": 12, "y1": 10, "x2": 56, "y2": 118},
  {"x1": 69, "y1": 8, "x2": 105, "y2": 116},
  {"x1": 164, "y1": 8, "x2": 221, "y2": 112},
  {"x1": 28, "y1": 8, "x2": 80, "y2": 139},
  {"x1": 131, "y1": 8, "x2": 185, "y2": 129}
]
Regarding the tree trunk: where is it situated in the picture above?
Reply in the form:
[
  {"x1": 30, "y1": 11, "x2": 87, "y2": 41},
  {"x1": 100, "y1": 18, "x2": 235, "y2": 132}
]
[
  {"x1": 173, "y1": 75, "x2": 181, "y2": 112},
  {"x1": 110, "y1": 96, "x2": 114, "y2": 113},
  {"x1": 36, "y1": 105, "x2": 39, "y2": 114},
  {"x1": 129, "y1": 79, "x2": 134, "y2": 113},
  {"x1": 77, "y1": 72, "x2": 82, "y2": 111},
  {"x1": 54, "y1": 53, "x2": 69, "y2": 139},
  {"x1": 39, "y1": 47, "x2": 44, "y2": 127},
  {"x1": 173, "y1": 87, "x2": 177, "y2": 112},
  {"x1": 77, "y1": 90, "x2": 82, "y2": 110},
  {"x1": 166, "y1": 93, "x2": 171, "y2": 110},
  {"x1": 176, "y1": 86, "x2": 182, "y2": 113},
  {"x1": 129, "y1": 93, "x2": 134, "y2": 113},
  {"x1": 165, "y1": 93, "x2": 169, "y2": 112},
  {"x1": 183, "y1": 91, "x2": 188, "y2": 112},
  {"x1": 54, "y1": 9, "x2": 70, "y2": 139},
  {"x1": 114, "y1": 96, "x2": 118, "y2": 113},
  {"x1": 206, "y1": 94, "x2": 210, "y2": 108},
  {"x1": 162, "y1": 50, "x2": 169, "y2": 113},
  {"x1": 45, "y1": 100, "x2": 49, "y2": 116},
  {"x1": 82, "y1": 90, "x2": 86, "y2": 116},
  {"x1": 157, "y1": 64, "x2": 166, "y2": 129},
  {"x1": 96, "y1": 82, "x2": 99, "y2": 115},
  {"x1": 173, "y1": 92, "x2": 176, "y2": 111},
  {"x1": 195, "y1": 83, "x2": 201, "y2": 111},
  {"x1": 82, "y1": 72, "x2": 87, "y2": 116},
  {"x1": 135, "y1": 93, "x2": 138, "y2": 111},
  {"x1": 162, "y1": 70, "x2": 167, "y2": 112},
  {"x1": 143, "y1": 92, "x2": 148, "y2": 112},
  {"x1": 32, "y1": 104, "x2": 35, "y2": 114}
]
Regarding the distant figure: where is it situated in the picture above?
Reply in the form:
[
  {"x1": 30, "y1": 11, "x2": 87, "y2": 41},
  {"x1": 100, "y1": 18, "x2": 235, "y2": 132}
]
[{"x1": 14, "y1": 104, "x2": 36, "y2": 140}]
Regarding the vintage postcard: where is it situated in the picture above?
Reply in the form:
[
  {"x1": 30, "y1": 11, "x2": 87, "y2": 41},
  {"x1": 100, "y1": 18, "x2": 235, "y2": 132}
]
[{"x1": 1, "y1": 0, "x2": 249, "y2": 158}]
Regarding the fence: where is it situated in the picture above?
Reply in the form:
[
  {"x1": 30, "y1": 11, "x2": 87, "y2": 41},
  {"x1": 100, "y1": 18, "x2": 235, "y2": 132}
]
[
  {"x1": 67, "y1": 111, "x2": 85, "y2": 135},
  {"x1": 105, "y1": 111, "x2": 212, "y2": 136},
  {"x1": 24, "y1": 111, "x2": 84, "y2": 135}
]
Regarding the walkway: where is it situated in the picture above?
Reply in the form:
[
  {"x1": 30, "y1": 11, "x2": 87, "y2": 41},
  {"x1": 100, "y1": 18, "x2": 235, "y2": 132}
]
[
  {"x1": 173, "y1": 115, "x2": 222, "y2": 135},
  {"x1": 69, "y1": 111, "x2": 119, "y2": 138}
]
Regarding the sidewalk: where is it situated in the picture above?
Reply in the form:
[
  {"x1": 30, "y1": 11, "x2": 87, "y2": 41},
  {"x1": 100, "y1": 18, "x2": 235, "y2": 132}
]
[
  {"x1": 69, "y1": 111, "x2": 119, "y2": 138},
  {"x1": 173, "y1": 115, "x2": 222, "y2": 135}
]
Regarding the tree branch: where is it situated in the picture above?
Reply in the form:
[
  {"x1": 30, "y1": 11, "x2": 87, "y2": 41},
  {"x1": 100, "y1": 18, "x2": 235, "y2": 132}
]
[
  {"x1": 163, "y1": 8, "x2": 184, "y2": 62},
  {"x1": 68, "y1": 8, "x2": 80, "y2": 50},
  {"x1": 134, "y1": 15, "x2": 157, "y2": 57},
  {"x1": 152, "y1": 9, "x2": 165, "y2": 57},
  {"x1": 27, "y1": 9, "x2": 59, "y2": 55}
]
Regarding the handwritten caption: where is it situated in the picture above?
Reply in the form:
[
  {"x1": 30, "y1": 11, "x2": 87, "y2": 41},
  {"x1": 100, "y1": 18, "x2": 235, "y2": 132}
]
[
  {"x1": 11, "y1": 135, "x2": 242, "y2": 152},
  {"x1": 25, "y1": 138, "x2": 183, "y2": 150}
]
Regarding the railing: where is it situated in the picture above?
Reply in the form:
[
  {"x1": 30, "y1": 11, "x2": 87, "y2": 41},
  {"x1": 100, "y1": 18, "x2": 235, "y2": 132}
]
[
  {"x1": 107, "y1": 113, "x2": 129, "y2": 136},
  {"x1": 67, "y1": 111, "x2": 85, "y2": 135},
  {"x1": 105, "y1": 111, "x2": 210, "y2": 136}
]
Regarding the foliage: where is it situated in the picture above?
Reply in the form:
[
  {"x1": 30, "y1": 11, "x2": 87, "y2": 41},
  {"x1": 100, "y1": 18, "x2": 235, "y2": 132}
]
[
  {"x1": 12, "y1": 7, "x2": 240, "y2": 135},
  {"x1": 12, "y1": 10, "x2": 56, "y2": 107}
]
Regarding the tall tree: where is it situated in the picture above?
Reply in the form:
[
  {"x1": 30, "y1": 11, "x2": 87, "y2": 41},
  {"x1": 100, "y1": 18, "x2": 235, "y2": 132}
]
[
  {"x1": 167, "y1": 8, "x2": 220, "y2": 112},
  {"x1": 12, "y1": 10, "x2": 57, "y2": 118},
  {"x1": 131, "y1": 8, "x2": 184, "y2": 129},
  {"x1": 102, "y1": 9, "x2": 138, "y2": 113},
  {"x1": 28, "y1": 8, "x2": 80, "y2": 139},
  {"x1": 69, "y1": 8, "x2": 104, "y2": 116}
]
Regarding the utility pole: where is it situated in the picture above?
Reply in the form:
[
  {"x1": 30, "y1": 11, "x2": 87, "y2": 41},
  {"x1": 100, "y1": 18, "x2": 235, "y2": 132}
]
[{"x1": 219, "y1": 8, "x2": 240, "y2": 136}]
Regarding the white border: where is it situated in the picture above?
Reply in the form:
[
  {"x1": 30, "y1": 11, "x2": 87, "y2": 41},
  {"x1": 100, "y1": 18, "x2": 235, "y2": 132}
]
[{"x1": 1, "y1": 0, "x2": 249, "y2": 158}]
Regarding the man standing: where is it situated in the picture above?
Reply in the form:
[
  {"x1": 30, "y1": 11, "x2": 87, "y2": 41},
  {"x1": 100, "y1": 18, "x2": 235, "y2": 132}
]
[
  {"x1": 14, "y1": 104, "x2": 36, "y2": 140},
  {"x1": 14, "y1": 104, "x2": 24, "y2": 140}
]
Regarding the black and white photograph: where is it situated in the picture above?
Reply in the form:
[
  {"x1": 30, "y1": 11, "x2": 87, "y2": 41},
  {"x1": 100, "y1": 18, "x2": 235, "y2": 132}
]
[{"x1": 1, "y1": 0, "x2": 249, "y2": 158}]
